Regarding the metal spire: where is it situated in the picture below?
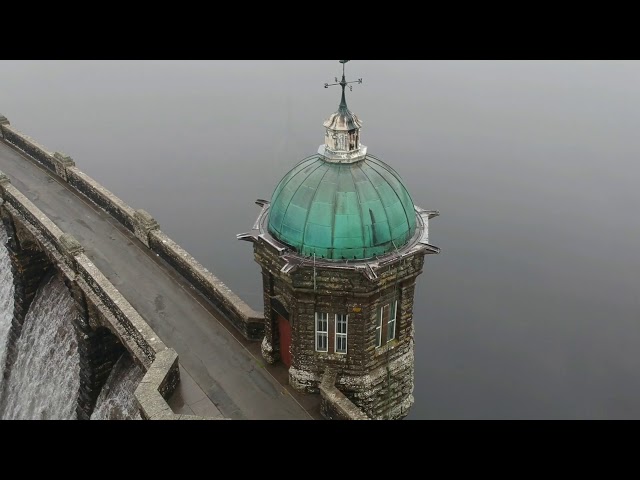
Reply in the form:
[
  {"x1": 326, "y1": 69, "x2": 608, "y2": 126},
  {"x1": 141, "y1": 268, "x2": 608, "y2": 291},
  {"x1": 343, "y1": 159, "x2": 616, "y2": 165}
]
[{"x1": 324, "y1": 60, "x2": 363, "y2": 111}]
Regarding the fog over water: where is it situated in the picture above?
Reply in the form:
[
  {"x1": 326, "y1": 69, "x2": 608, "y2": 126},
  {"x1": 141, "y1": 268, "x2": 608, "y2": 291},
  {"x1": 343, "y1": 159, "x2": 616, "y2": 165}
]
[{"x1": 1, "y1": 60, "x2": 639, "y2": 419}]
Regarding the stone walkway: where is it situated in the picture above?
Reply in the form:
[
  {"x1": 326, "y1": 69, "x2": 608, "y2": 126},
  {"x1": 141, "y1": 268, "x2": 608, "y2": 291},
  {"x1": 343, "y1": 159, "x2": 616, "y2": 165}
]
[{"x1": 0, "y1": 141, "x2": 320, "y2": 420}]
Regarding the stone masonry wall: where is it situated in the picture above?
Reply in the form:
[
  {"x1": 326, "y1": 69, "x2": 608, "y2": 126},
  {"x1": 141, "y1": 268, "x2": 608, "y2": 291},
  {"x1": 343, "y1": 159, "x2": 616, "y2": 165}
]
[
  {"x1": 1, "y1": 126, "x2": 56, "y2": 173},
  {"x1": 260, "y1": 268, "x2": 279, "y2": 363},
  {"x1": 149, "y1": 230, "x2": 263, "y2": 340},
  {"x1": 255, "y1": 236, "x2": 424, "y2": 419},
  {"x1": 319, "y1": 369, "x2": 370, "y2": 420},
  {"x1": 0, "y1": 171, "x2": 201, "y2": 419},
  {"x1": 66, "y1": 167, "x2": 137, "y2": 233},
  {"x1": 0, "y1": 119, "x2": 263, "y2": 341}
]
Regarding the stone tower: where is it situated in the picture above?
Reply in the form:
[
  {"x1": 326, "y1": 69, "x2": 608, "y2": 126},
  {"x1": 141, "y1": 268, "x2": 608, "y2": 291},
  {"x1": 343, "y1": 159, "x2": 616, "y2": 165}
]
[{"x1": 238, "y1": 61, "x2": 439, "y2": 419}]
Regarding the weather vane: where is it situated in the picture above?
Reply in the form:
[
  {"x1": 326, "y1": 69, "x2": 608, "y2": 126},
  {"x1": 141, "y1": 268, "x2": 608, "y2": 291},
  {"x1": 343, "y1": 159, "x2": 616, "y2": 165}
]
[{"x1": 324, "y1": 60, "x2": 363, "y2": 92}]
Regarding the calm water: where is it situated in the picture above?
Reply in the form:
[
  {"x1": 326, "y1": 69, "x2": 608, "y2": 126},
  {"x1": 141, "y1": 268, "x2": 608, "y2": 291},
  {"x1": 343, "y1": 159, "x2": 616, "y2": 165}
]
[{"x1": 1, "y1": 60, "x2": 639, "y2": 419}]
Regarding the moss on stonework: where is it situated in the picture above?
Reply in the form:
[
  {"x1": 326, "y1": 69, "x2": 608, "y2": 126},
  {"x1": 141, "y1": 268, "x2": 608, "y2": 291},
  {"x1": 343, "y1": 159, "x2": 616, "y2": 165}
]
[{"x1": 255, "y1": 234, "x2": 423, "y2": 420}]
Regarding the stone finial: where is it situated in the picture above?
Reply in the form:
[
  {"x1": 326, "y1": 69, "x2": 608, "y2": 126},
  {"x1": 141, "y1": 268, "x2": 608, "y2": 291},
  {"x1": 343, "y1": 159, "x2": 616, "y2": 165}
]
[
  {"x1": 59, "y1": 233, "x2": 84, "y2": 257},
  {"x1": 0, "y1": 171, "x2": 10, "y2": 186},
  {"x1": 133, "y1": 209, "x2": 159, "y2": 247},
  {"x1": 0, "y1": 115, "x2": 9, "y2": 126},
  {"x1": 134, "y1": 209, "x2": 159, "y2": 229},
  {"x1": 54, "y1": 152, "x2": 75, "y2": 167}
]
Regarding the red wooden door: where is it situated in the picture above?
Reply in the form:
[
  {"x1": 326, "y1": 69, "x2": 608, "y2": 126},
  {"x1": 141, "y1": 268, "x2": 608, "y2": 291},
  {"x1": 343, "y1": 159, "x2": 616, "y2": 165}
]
[{"x1": 278, "y1": 314, "x2": 292, "y2": 367}]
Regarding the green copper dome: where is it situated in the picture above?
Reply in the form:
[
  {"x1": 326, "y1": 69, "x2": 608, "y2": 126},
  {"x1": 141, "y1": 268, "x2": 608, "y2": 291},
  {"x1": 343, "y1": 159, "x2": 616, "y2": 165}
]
[{"x1": 267, "y1": 154, "x2": 417, "y2": 260}]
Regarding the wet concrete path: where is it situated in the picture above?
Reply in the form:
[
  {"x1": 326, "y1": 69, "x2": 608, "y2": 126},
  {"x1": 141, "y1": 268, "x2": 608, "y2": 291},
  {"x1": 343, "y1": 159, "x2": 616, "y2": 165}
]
[{"x1": 0, "y1": 141, "x2": 320, "y2": 419}]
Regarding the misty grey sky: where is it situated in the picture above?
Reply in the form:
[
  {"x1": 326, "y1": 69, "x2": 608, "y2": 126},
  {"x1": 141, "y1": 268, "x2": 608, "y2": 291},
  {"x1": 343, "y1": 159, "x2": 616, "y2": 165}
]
[{"x1": 1, "y1": 60, "x2": 639, "y2": 418}]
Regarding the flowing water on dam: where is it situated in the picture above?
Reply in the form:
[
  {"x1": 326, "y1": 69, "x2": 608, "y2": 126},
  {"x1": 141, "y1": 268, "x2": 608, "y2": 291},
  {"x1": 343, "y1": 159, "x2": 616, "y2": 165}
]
[
  {"x1": 0, "y1": 226, "x2": 15, "y2": 384},
  {"x1": 1, "y1": 273, "x2": 80, "y2": 420},
  {"x1": 91, "y1": 353, "x2": 143, "y2": 420},
  {"x1": 0, "y1": 227, "x2": 142, "y2": 420}
]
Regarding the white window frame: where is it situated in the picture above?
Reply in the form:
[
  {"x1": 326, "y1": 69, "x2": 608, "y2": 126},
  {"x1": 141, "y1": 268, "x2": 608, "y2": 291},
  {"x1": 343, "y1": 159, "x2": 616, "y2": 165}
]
[
  {"x1": 315, "y1": 312, "x2": 329, "y2": 352},
  {"x1": 376, "y1": 305, "x2": 386, "y2": 348},
  {"x1": 335, "y1": 314, "x2": 348, "y2": 354},
  {"x1": 387, "y1": 300, "x2": 398, "y2": 342}
]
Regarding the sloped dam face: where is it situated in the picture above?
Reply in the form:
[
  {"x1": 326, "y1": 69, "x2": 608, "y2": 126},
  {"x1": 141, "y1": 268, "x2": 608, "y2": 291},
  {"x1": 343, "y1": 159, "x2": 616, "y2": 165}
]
[
  {"x1": 91, "y1": 354, "x2": 143, "y2": 420},
  {"x1": 0, "y1": 224, "x2": 141, "y2": 420},
  {"x1": 0, "y1": 226, "x2": 14, "y2": 379}
]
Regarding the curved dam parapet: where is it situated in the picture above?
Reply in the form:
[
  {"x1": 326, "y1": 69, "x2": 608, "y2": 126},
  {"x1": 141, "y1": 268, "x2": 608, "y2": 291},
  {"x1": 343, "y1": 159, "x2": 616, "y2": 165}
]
[
  {"x1": 0, "y1": 171, "x2": 202, "y2": 419},
  {"x1": 0, "y1": 115, "x2": 318, "y2": 420},
  {"x1": 0, "y1": 122, "x2": 263, "y2": 340}
]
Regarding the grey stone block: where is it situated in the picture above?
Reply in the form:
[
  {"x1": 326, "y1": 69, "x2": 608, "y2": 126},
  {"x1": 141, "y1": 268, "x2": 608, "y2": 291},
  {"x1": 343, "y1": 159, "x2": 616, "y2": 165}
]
[
  {"x1": 133, "y1": 209, "x2": 159, "y2": 247},
  {"x1": 59, "y1": 233, "x2": 84, "y2": 257},
  {"x1": 52, "y1": 152, "x2": 75, "y2": 181}
]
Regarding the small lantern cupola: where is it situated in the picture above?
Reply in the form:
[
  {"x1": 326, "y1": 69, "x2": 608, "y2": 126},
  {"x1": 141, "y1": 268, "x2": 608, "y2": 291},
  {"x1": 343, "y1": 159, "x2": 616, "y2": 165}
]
[{"x1": 318, "y1": 60, "x2": 367, "y2": 163}]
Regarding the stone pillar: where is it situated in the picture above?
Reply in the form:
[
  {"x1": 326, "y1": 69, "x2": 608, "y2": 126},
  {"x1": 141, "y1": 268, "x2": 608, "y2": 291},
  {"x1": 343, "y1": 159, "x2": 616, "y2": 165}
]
[
  {"x1": 59, "y1": 233, "x2": 126, "y2": 420},
  {"x1": 74, "y1": 320, "x2": 125, "y2": 420},
  {"x1": 0, "y1": 114, "x2": 8, "y2": 138},
  {"x1": 0, "y1": 210, "x2": 53, "y2": 381},
  {"x1": 260, "y1": 268, "x2": 279, "y2": 364},
  {"x1": 65, "y1": 277, "x2": 125, "y2": 420},
  {"x1": 52, "y1": 152, "x2": 75, "y2": 182},
  {"x1": 133, "y1": 209, "x2": 159, "y2": 248}
]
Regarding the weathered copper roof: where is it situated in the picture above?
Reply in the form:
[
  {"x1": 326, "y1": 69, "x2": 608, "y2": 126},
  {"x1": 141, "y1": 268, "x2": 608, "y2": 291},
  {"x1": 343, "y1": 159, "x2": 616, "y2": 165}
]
[{"x1": 267, "y1": 153, "x2": 417, "y2": 260}]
